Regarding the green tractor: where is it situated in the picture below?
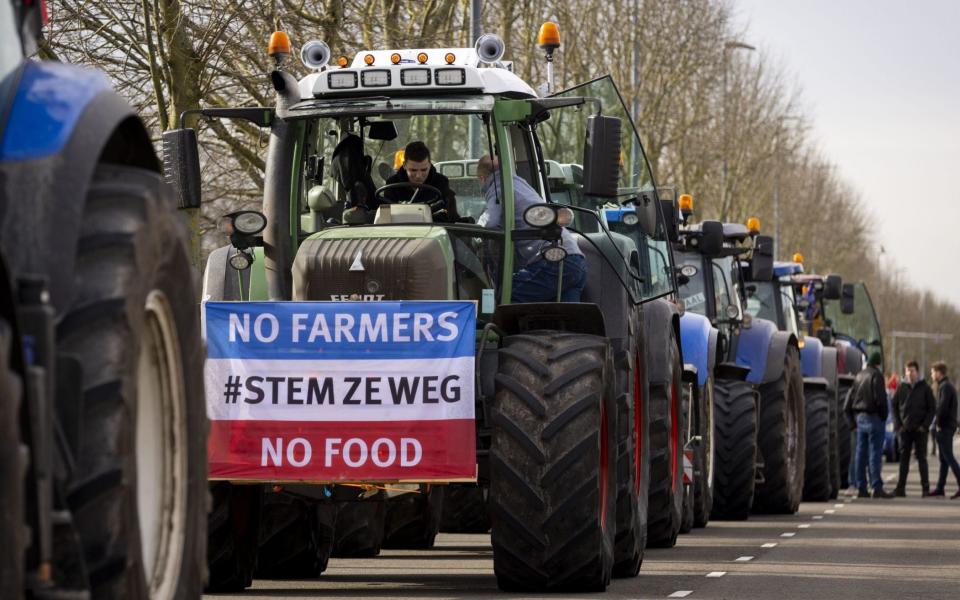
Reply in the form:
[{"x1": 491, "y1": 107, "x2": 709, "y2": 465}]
[{"x1": 166, "y1": 26, "x2": 684, "y2": 592}]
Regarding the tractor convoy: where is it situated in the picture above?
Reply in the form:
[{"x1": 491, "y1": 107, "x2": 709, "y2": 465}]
[{"x1": 1, "y1": 6, "x2": 889, "y2": 598}]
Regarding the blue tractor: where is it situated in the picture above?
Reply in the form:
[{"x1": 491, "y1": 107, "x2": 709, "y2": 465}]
[
  {"x1": 743, "y1": 256, "x2": 844, "y2": 501},
  {"x1": 669, "y1": 207, "x2": 805, "y2": 517},
  {"x1": 1, "y1": 3, "x2": 207, "y2": 598}
]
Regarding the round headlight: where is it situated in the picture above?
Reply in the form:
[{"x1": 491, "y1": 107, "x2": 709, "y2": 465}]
[
  {"x1": 557, "y1": 207, "x2": 575, "y2": 227},
  {"x1": 622, "y1": 212, "x2": 639, "y2": 226},
  {"x1": 523, "y1": 204, "x2": 557, "y2": 228},
  {"x1": 542, "y1": 246, "x2": 567, "y2": 262},
  {"x1": 680, "y1": 264, "x2": 698, "y2": 278},
  {"x1": 233, "y1": 211, "x2": 268, "y2": 235},
  {"x1": 725, "y1": 304, "x2": 740, "y2": 320},
  {"x1": 229, "y1": 250, "x2": 254, "y2": 271}
]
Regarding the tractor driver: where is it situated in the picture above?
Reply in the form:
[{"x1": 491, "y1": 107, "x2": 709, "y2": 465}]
[
  {"x1": 383, "y1": 141, "x2": 461, "y2": 222},
  {"x1": 475, "y1": 154, "x2": 587, "y2": 303}
]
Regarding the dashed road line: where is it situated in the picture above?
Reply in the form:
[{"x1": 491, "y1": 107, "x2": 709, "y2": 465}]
[
  {"x1": 761, "y1": 542, "x2": 778, "y2": 548},
  {"x1": 824, "y1": 509, "x2": 836, "y2": 514},
  {"x1": 812, "y1": 515, "x2": 824, "y2": 520},
  {"x1": 834, "y1": 503, "x2": 845, "y2": 508},
  {"x1": 668, "y1": 591, "x2": 693, "y2": 598},
  {"x1": 798, "y1": 524, "x2": 811, "y2": 529},
  {"x1": 734, "y1": 556, "x2": 754, "y2": 562},
  {"x1": 780, "y1": 532, "x2": 796, "y2": 537},
  {"x1": 706, "y1": 571, "x2": 727, "y2": 578}
]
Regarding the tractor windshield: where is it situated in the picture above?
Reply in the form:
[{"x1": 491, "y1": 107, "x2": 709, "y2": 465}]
[
  {"x1": 824, "y1": 282, "x2": 883, "y2": 354},
  {"x1": 746, "y1": 280, "x2": 778, "y2": 323},
  {"x1": 676, "y1": 252, "x2": 707, "y2": 315}
]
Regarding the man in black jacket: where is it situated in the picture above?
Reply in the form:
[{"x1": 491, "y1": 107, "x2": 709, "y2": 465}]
[
  {"x1": 382, "y1": 141, "x2": 460, "y2": 222},
  {"x1": 929, "y1": 361, "x2": 960, "y2": 498},
  {"x1": 892, "y1": 360, "x2": 936, "y2": 496},
  {"x1": 845, "y1": 351, "x2": 894, "y2": 498}
]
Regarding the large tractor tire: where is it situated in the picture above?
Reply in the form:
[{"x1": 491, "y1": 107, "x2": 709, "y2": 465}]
[
  {"x1": 382, "y1": 485, "x2": 444, "y2": 549},
  {"x1": 693, "y1": 379, "x2": 715, "y2": 528},
  {"x1": 802, "y1": 388, "x2": 832, "y2": 501},
  {"x1": 828, "y1": 387, "x2": 840, "y2": 499},
  {"x1": 255, "y1": 491, "x2": 333, "y2": 579},
  {"x1": 206, "y1": 482, "x2": 262, "y2": 592},
  {"x1": 489, "y1": 332, "x2": 617, "y2": 592},
  {"x1": 440, "y1": 484, "x2": 490, "y2": 533},
  {"x1": 838, "y1": 383, "x2": 853, "y2": 489},
  {"x1": 333, "y1": 492, "x2": 387, "y2": 557},
  {"x1": 679, "y1": 382, "x2": 696, "y2": 535},
  {"x1": 710, "y1": 379, "x2": 757, "y2": 520},
  {"x1": 753, "y1": 347, "x2": 806, "y2": 514},
  {"x1": 612, "y1": 319, "x2": 648, "y2": 578},
  {"x1": 57, "y1": 165, "x2": 207, "y2": 599},
  {"x1": 0, "y1": 320, "x2": 24, "y2": 597},
  {"x1": 646, "y1": 340, "x2": 685, "y2": 548}
]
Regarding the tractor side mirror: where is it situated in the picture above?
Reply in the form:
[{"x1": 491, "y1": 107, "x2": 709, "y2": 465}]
[
  {"x1": 840, "y1": 283, "x2": 856, "y2": 314},
  {"x1": 751, "y1": 235, "x2": 774, "y2": 281},
  {"x1": 824, "y1": 274, "x2": 842, "y2": 300},
  {"x1": 582, "y1": 115, "x2": 621, "y2": 199},
  {"x1": 659, "y1": 198, "x2": 679, "y2": 242},
  {"x1": 162, "y1": 128, "x2": 202, "y2": 210},
  {"x1": 699, "y1": 220, "x2": 724, "y2": 257}
]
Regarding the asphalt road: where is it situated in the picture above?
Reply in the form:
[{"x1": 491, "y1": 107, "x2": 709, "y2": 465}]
[{"x1": 209, "y1": 444, "x2": 960, "y2": 600}]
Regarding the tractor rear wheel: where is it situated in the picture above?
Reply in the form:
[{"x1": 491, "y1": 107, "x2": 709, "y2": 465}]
[
  {"x1": 828, "y1": 387, "x2": 840, "y2": 499},
  {"x1": 753, "y1": 347, "x2": 806, "y2": 514},
  {"x1": 802, "y1": 388, "x2": 832, "y2": 501},
  {"x1": 382, "y1": 485, "x2": 444, "y2": 549},
  {"x1": 489, "y1": 332, "x2": 616, "y2": 592},
  {"x1": 612, "y1": 312, "x2": 647, "y2": 578},
  {"x1": 0, "y1": 320, "x2": 24, "y2": 597},
  {"x1": 205, "y1": 482, "x2": 261, "y2": 592},
  {"x1": 333, "y1": 492, "x2": 386, "y2": 557},
  {"x1": 255, "y1": 491, "x2": 332, "y2": 579},
  {"x1": 710, "y1": 379, "x2": 757, "y2": 520},
  {"x1": 58, "y1": 165, "x2": 207, "y2": 599},
  {"x1": 440, "y1": 484, "x2": 489, "y2": 533},
  {"x1": 646, "y1": 340, "x2": 685, "y2": 548},
  {"x1": 693, "y1": 379, "x2": 714, "y2": 528},
  {"x1": 838, "y1": 382, "x2": 853, "y2": 489}
]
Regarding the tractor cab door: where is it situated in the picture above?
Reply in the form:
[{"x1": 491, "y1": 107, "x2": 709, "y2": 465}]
[
  {"x1": 534, "y1": 75, "x2": 675, "y2": 303},
  {"x1": 824, "y1": 281, "x2": 884, "y2": 365}
]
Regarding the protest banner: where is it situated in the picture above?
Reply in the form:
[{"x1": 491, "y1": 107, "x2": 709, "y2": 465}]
[{"x1": 204, "y1": 301, "x2": 476, "y2": 482}]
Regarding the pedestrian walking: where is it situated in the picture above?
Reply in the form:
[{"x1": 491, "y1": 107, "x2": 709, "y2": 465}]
[
  {"x1": 844, "y1": 351, "x2": 894, "y2": 498},
  {"x1": 892, "y1": 360, "x2": 936, "y2": 496},
  {"x1": 928, "y1": 361, "x2": 960, "y2": 498}
]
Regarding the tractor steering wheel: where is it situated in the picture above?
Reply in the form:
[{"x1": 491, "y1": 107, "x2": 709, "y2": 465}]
[{"x1": 374, "y1": 182, "x2": 443, "y2": 205}]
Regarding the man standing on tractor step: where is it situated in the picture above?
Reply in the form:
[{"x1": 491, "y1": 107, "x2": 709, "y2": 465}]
[
  {"x1": 846, "y1": 351, "x2": 894, "y2": 498},
  {"x1": 383, "y1": 141, "x2": 460, "y2": 222},
  {"x1": 475, "y1": 154, "x2": 587, "y2": 303},
  {"x1": 928, "y1": 361, "x2": 960, "y2": 498},
  {"x1": 892, "y1": 360, "x2": 936, "y2": 496}
]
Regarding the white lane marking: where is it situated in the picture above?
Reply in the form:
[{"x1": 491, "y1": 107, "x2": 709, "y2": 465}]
[
  {"x1": 834, "y1": 503, "x2": 845, "y2": 508},
  {"x1": 780, "y1": 532, "x2": 796, "y2": 537},
  {"x1": 812, "y1": 515, "x2": 824, "y2": 520},
  {"x1": 825, "y1": 509, "x2": 836, "y2": 514},
  {"x1": 761, "y1": 543, "x2": 778, "y2": 548},
  {"x1": 706, "y1": 571, "x2": 727, "y2": 578},
  {"x1": 668, "y1": 592, "x2": 693, "y2": 598},
  {"x1": 735, "y1": 556, "x2": 754, "y2": 562},
  {"x1": 885, "y1": 474, "x2": 896, "y2": 482},
  {"x1": 798, "y1": 524, "x2": 811, "y2": 528}
]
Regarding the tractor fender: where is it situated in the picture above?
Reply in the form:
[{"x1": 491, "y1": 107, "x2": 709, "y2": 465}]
[
  {"x1": 679, "y1": 312, "x2": 717, "y2": 388},
  {"x1": 800, "y1": 336, "x2": 824, "y2": 378},
  {"x1": 734, "y1": 316, "x2": 776, "y2": 385},
  {"x1": 821, "y1": 346, "x2": 839, "y2": 393},
  {"x1": 760, "y1": 329, "x2": 799, "y2": 385},
  {"x1": 0, "y1": 60, "x2": 157, "y2": 314},
  {"x1": 642, "y1": 297, "x2": 681, "y2": 387}
]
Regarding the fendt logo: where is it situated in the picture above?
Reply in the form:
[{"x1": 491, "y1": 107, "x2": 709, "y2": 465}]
[{"x1": 329, "y1": 293, "x2": 386, "y2": 301}]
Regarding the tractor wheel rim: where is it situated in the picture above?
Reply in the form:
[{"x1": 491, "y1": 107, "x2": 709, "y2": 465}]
[{"x1": 136, "y1": 290, "x2": 188, "y2": 599}]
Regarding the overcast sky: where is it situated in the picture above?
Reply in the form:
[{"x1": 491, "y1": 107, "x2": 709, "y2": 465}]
[{"x1": 734, "y1": 0, "x2": 960, "y2": 306}]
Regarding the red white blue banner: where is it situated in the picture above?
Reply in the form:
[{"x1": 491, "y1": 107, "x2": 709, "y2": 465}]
[{"x1": 204, "y1": 301, "x2": 477, "y2": 482}]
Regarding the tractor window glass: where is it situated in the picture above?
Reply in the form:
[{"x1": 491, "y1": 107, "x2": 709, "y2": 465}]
[
  {"x1": 712, "y1": 257, "x2": 734, "y2": 316},
  {"x1": 676, "y1": 252, "x2": 707, "y2": 315},
  {"x1": 448, "y1": 227, "x2": 504, "y2": 309},
  {"x1": 824, "y1": 282, "x2": 883, "y2": 353},
  {"x1": 746, "y1": 281, "x2": 778, "y2": 323},
  {"x1": 780, "y1": 285, "x2": 800, "y2": 338},
  {"x1": 0, "y1": 2, "x2": 20, "y2": 85}
]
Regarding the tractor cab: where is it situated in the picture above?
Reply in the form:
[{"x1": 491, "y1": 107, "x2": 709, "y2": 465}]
[
  {"x1": 743, "y1": 259, "x2": 804, "y2": 342},
  {"x1": 824, "y1": 280, "x2": 884, "y2": 367}
]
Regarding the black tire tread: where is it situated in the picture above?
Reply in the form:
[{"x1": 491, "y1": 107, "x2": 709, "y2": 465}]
[
  {"x1": 711, "y1": 379, "x2": 758, "y2": 520},
  {"x1": 646, "y1": 340, "x2": 685, "y2": 548},
  {"x1": 803, "y1": 389, "x2": 832, "y2": 501}
]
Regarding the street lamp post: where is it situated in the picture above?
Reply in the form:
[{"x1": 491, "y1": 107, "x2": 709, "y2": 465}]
[{"x1": 721, "y1": 41, "x2": 755, "y2": 221}]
